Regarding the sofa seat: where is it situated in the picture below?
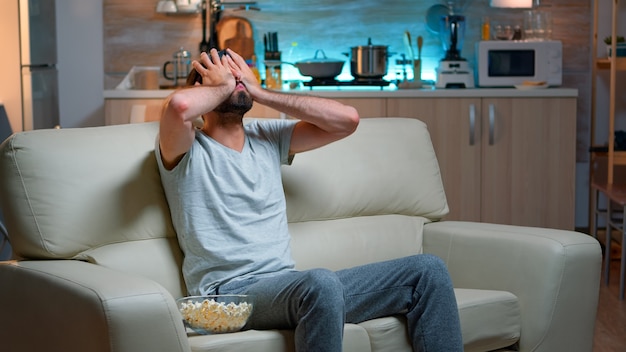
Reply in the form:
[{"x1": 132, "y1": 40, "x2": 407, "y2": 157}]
[
  {"x1": 185, "y1": 288, "x2": 520, "y2": 352},
  {"x1": 455, "y1": 289, "x2": 520, "y2": 352},
  {"x1": 187, "y1": 324, "x2": 372, "y2": 352},
  {"x1": 359, "y1": 289, "x2": 520, "y2": 352}
]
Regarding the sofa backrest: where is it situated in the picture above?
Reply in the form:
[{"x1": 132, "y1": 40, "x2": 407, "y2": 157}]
[
  {"x1": 282, "y1": 117, "x2": 448, "y2": 222},
  {"x1": 0, "y1": 122, "x2": 187, "y2": 297},
  {"x1": 282, "y1": 117, "x2": 449, "y2": 270},
  {"x1": 0, "y1": 117, "x2": 448, "y2": 297}
]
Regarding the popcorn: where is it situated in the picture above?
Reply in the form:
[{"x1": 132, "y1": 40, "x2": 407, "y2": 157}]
[{"x1": 179, "y1": 297, "x2": 253, "y2": 334}]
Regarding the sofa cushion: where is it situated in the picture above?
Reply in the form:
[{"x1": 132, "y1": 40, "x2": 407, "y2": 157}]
[
  {"x1": 79, "y1": 237, "x2": 186, "y2": 298},
  {"x1": 289, "y1": 214, "x2": 425, "y2": 271},
  {"x1": 281, "y1": 118, "x2": 448, "y2": 223},
  {"x1": 0, "y1": 122, "x2": 174, "y2": 259},
  {"x1": 187, "y1": 323, "x2": 372, "y2": 352},
  {"x1": 358, "y1": 316, "x2": 411, "y2": 352},
  {"x1": 357, "y1": 288, "x2": 520, "y2": 352},
  {"x1": 455, "y1": 288, "x2": 520, "y2": 352}
]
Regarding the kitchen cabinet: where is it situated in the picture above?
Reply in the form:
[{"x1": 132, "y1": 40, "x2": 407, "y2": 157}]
[
  {"x1": 334, "y1": 98, "x2": 386, "y2": 118},
  {"x1": 104, "y1": 97, "x2": 386, "y2": 124},
  {"x1": 104, "y1": 91, "x2": 577, "y2": 229},
  {"x1": 104, "y1": 98, "x2": 283, "y2": 124},
  {"x1": 105, "y1": 99, "x2": 164, "y2": 125},
  {"x1": 388, "y1": 97, "x2": 577, "y2": 230},
  {"x1": 388, "y1": 98, "x2": 482, "y2": 222}
]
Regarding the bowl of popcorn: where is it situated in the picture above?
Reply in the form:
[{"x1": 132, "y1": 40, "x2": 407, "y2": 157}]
[{"x1": 176, "y1": 295, "x2": 254, "y2": 334}]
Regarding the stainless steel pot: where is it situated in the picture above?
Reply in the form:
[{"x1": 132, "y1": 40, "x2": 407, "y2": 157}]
[
  {"x1": 347, "y1": 39, "x2": 389, "y2": 79},
  {"x1": 289, "y1": 50, "x2": 345, "y2": 79}
]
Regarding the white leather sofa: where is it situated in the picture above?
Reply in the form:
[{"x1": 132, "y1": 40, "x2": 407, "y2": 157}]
[{"x1": 0, "y1": 117, "x2": 601, "y2": 352}]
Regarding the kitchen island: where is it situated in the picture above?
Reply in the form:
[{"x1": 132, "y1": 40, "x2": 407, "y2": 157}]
[{"x1": 105, "y1": 86, "x2": 578, "y2": 230}]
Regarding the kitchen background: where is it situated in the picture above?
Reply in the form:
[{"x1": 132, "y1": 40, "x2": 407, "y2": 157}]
[
  {"x1": 0, "y1": 0, "x2": 624, "y2": 230},
  {"x1": 103, "y1": 0, "x2": 595, "y2": 156}
]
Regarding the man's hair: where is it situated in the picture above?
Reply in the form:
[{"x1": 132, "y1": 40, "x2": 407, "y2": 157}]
[
  {"x1": 185, "y1": 50, "x2": 229, "y2": 86},
  {"x1": 185, "y1": 67, "x2": 202, "y2": 86}
]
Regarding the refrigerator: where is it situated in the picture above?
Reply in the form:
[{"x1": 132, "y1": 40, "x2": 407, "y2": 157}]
[{"x1": 19, "y1": 0, "x2": 60, "y2": 130}]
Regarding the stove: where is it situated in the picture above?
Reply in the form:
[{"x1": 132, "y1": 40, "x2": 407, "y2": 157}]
[{"x1": 303, "y1": 78, "x2": 391, "y2": 90}]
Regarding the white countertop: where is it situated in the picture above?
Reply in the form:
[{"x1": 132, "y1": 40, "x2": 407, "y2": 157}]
[{"x1": 104, "y1": 86, "x2": 579, "y2": 99}]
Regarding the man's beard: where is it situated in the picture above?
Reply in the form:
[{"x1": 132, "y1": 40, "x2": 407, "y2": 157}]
[{"x1": 214, "y1": 90, "x2": 253, "y2": 116}]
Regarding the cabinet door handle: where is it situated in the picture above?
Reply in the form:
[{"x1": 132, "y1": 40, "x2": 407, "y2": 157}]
[
  {"x1": 469, "y1": 103, "x2": 476, "y2": 146},
  {"x1": 489, "y1": 103, "x2": 495, "y2": 146}
]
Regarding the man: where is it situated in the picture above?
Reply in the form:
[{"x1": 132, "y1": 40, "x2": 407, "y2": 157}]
[{"x1": 155, "y1": 48, "x2": 463, "y2": 352}]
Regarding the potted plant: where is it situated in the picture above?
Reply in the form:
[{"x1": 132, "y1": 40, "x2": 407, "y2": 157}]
[{"x1": 604, "y1": 35, "x2": 626, "y2": 57}]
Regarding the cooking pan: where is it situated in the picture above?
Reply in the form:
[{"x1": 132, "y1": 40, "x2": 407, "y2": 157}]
[{"x1": 285, "y1": 50, "x2": 345, "y2": 79}]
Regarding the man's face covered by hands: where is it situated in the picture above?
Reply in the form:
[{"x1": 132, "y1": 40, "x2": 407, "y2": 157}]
[{"x1": 187, "y1": 49, "x2": 253, "y2": 116}]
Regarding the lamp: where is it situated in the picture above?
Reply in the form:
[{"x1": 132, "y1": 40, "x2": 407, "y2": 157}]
[{"x1": 490, "y1": 0, "x2": 533, "y2": 8}]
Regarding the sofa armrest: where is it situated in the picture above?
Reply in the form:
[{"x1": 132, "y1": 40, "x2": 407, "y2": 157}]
[
  {"x1": 423, "y1": 221, "x2": 601, "y2": 352},
  {"x1": 0, "y1": 260, "x2": 191, "y2": 352}
]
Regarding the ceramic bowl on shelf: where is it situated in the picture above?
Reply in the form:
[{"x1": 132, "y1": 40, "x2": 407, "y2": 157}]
[{"x1": 176, "y1": 295, "x2": 254, "y2": 334}]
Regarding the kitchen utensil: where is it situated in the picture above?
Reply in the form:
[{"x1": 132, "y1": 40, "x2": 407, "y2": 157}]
[
  {"x1": 417, "y1": 36, "x2": 423, "y2": 60},
  {"x1": 224, "y1": 21, "x2": 255, "y2": 60},
  {"x1": 440, "y1": 14, "x2": 466, "y2": 61},
  {"x1": 436, "y1": 14, "x2": 474, "y2": 88},
  {"x1": 288, "y1": 49, "x2": 345, "y2": 79},
  {"x1": 404, "y1": 31, "x2": 414, "y2": 61},
  {"x1": 216, "y1": 17, "x2": 253, "y2": 51},
  {"x1": 272, "y1": 32, "x2": 278, "y2": 51},
  {"x1": 346, "y1": 38, "x2": 389, "y2": 79},
  {"x1": 199, "y1": 0, "x2": 210, "y2": 53},
  {"x1": 263, "y1": 32, "x2": 279, "y2": 53},
  {"x1": 163, "y1": 47, "x2": 192, "y2": 86},
  {"x1": 415, "y1": 36, "x2": 423, "y2": 81}
]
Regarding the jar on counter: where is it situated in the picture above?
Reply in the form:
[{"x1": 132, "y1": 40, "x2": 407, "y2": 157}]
[{"x1": 265, "y1": 61, "x2": 282, "y2": 90}]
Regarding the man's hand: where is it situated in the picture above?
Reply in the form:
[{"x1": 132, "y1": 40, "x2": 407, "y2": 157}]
[
  {"x1": 224, "y1": 48, "x2": 360, "y2": 155},
  {"x1": 159, "y1": 49, "x2": 242, "y2": 170},
  {"x1": 193, "y1": 49, "x2": 237, "y2": 92},
  {"x1": 225, "y1": 48, "x2": 263, "y2": 99}
]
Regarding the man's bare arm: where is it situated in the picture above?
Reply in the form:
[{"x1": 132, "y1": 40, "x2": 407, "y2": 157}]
[
  {"x1": 226, "y1": 49, "x2": 360, "y2": 154},
  {"x1": 159, "y1": 50, "x2": 235, "y2": 169}
]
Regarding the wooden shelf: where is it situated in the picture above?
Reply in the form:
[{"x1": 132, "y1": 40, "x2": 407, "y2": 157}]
[
  {"x1": 589, "y1": 0, "x2": 624, "y2": 228},
  {"x1": 596, "y1": 57, "x2": 626, "y2": 70},
  {"x1": 591, "y1": 181, "x2": 626, "y2": 205},
  {"x1": 591, "y1": 149, "x2": 626, "y2": 165}
]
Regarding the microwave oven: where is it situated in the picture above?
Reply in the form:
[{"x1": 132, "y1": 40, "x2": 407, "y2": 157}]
[{"x1": 475, "y1": 40, "x2": 562, "y2": 87}]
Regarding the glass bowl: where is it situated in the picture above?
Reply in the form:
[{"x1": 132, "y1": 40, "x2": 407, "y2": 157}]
[{"x1": 176, "y1": 295, "x2": 254, "y2": 334}]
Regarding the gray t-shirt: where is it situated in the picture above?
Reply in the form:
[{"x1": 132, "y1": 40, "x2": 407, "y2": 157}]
[{"x1": 156, "y1": 119, "x2": 298, "y2": 295}]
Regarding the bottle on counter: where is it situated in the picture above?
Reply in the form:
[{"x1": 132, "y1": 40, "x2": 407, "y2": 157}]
[
  {"x1": 248, "y1": 54, "x2": 261, "y2": 83},
  {"x1": 265, "y1": 64, "x2": 282, "y2": 90},
  {"x1": 481, "y1": 16, "x2": 491, "y2": 41},
  {"x1": 264, "y1": 51, "x2": 282, "y2": 90}
]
